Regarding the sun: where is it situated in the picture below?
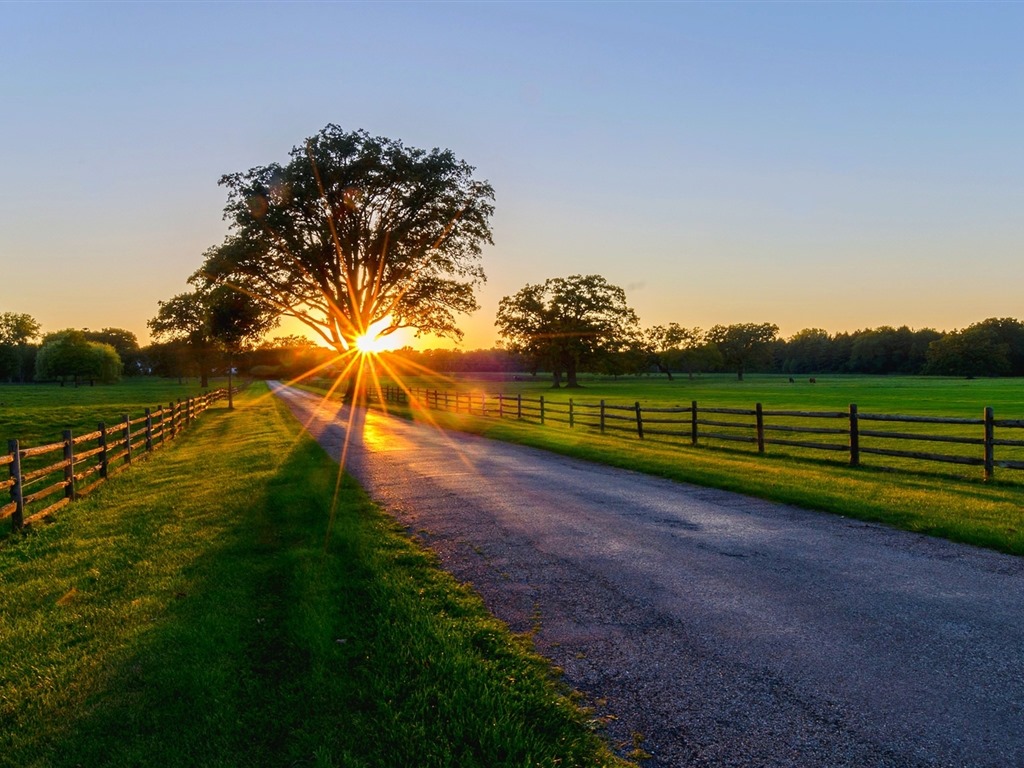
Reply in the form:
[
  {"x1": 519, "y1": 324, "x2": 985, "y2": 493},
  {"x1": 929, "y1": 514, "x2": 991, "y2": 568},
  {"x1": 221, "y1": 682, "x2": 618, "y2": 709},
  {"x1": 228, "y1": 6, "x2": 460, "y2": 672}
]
[
  {"x1": 354, "y1": 316, "x2": 397, "y2": 355},
  {"x1": 355, "y1": 331, "x2": 389, "y2": 354}
]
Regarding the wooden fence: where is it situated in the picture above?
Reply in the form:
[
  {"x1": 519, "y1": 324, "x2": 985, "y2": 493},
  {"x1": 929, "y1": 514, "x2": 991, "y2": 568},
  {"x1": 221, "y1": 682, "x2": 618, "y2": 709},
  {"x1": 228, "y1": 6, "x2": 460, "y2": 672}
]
[
  {"x1": 372, "y1": 385, "x2": 1024, "y2": 483},
  {"x1": 1, "y1": 389, "x2": 232, "y2": 532}
]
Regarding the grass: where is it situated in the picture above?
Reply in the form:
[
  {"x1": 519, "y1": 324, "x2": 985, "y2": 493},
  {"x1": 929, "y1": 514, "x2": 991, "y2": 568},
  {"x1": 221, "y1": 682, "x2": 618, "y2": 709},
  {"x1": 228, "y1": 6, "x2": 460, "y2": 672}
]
[
  {"x1": 0, "y1": 383, "x2": 628, "y2": 767},
  {"x1": 300, "y1": 372, "x2": 1024, "y2": 557},
  {"x1": 0, "y1": 378, "x2": 227, "y2": 448},
  {"x1": 371, "y1": 371, "x2": 1024, "y2": 417}
]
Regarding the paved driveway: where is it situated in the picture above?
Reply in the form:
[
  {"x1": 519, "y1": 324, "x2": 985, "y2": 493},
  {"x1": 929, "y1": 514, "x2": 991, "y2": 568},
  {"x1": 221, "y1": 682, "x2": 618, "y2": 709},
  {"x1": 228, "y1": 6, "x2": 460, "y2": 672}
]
[{"x1": 271, "y1": 383, "x2": 1024, "y2": 767}]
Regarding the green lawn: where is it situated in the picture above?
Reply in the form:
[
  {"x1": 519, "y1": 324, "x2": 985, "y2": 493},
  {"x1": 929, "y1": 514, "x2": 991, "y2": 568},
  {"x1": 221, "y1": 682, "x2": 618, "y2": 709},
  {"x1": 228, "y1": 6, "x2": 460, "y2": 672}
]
[
  {"x1": 0, "y1": 378, "x2": 227, "y2": 449},
  {"x1": 0, "y1": 383, "x2": 627, "y2": 767}
]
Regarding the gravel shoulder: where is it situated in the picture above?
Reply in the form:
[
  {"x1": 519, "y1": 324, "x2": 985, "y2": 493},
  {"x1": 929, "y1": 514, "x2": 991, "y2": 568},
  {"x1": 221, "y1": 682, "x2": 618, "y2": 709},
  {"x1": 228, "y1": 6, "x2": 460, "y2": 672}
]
[{"x1": 271, "y1": 383, "x2": 1024, "y2": 768}]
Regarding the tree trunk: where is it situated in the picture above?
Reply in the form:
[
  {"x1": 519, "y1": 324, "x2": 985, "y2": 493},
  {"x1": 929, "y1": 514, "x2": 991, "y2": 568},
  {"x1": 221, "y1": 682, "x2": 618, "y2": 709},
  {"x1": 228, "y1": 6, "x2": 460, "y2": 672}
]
[
  {"x1": 551, "y1": 370, "x2": 562, "y2": 388},
  {"x1": 656, "y1": 362, "x2": 674, "y2": 381},
  {"x1": 566, "y1": 360, "x2": 582, "y2": 388},
  {"x1": 343, "y1": 376, "x2": 358, "y2": 403}
]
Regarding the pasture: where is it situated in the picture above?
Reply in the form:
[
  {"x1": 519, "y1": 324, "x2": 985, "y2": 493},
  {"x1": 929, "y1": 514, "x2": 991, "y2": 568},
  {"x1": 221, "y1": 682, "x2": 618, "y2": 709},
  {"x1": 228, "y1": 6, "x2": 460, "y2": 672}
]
[
  {"x1": 0, "y1": 378, "x2": 227, "y2": 449},
  {"x1": 377, "y1": 372, "x2": 1024, "y2": 418}
]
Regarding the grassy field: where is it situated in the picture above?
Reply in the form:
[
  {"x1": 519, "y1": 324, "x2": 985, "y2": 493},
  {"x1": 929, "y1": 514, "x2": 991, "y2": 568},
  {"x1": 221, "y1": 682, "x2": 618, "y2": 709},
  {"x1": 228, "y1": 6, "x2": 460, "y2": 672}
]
[
  {"x1": 372, "y1": 371, "x2": 1024, "y2": 417},
  {"x1": 0, "y1": 383, "x2": 629, "y2": 767},
  {"x1": 0, "y1": 378, "x2": 227, "y2": 449},
  {"x1": 302, "y1": 371, "x2": 1024, "y2": 556},
  {"x1": 371, "y1": 373, "x2": 1024, "y2": 478}
]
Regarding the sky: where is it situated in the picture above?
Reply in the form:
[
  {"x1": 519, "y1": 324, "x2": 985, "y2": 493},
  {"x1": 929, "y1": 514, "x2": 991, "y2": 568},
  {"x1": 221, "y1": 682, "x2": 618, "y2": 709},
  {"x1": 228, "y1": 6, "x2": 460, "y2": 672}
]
[{"x1": 1, "y1": 1, "x2": 1021, "y2": 350}]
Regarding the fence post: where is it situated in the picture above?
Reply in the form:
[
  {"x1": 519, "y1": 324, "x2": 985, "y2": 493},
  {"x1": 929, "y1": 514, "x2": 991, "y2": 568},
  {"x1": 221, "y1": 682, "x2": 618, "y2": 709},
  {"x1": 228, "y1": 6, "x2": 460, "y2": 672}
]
[
  {"x1": 145, "y1": 408, "x2": 153, "y2": 453},
  {"x1": 635, "y1": 401, "x2": 644, "y2": 439},
  {"x1": 540, "y1": 395, "x2": 545, "y2": 425},
  {"x1": 984, "y1": 406, "x2": 995, "y2": 482},
  {"x1": 498, "y1": 393, "x2": 504, "y2": 419},
  {"x1": 481, "y1": 392, "x2": 486, "y2": 416},
  {"x1": 569, "y1": 398, "x2": 574, "y2": 429},
  {"x1": 691, "y1": 401, "x2": 698, "y2": 445},
  {"x1": 123, "y1": 414, "x2": 132, "y2": 465},
  {"x1": 755, "y1": 403, "x2": 765, "y2": 454},
  {"x1": 849, "y1": 404, "x2": 860, "y2": 467},
  {"x1": 63, "y1": 430, "x2": 76, "y2": 501},
  {"x1": 517, "y1": 393, "x2": 522, "y2": 420},
  {"x1": 8, "y1": 439, "x2": 23, "y2": 531},
  {"x1": 600, "y1": 400, "x2": 606, "y2": 434},
  {"x1": 98, "y1": 423, "x2": 109, "y2": 479}
]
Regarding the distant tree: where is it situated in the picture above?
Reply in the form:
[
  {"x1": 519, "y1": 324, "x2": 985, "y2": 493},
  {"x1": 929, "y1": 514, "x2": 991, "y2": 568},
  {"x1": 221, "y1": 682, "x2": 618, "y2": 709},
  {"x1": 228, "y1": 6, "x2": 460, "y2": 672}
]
[
  {"x1": 642, "y1": 324, "x2": 705, "y2": 380},
  {"x1": 970, "y1": 318, "x2": 1024, "y2": 376},
  {"x1": 780, "y1": 328, "x2": 833, "y2": 374},
  {"x1": 706, "y1": 323, "x2": 779, "y2": 381},
  {"x1": 195, "y1": 125, "x2": 495, "y2": 402},
  {"x1": 149, "y1": 286, "x2": 276, "y2": 388},
  {"x1": 0, "y1": 312, "x2": 41, "y2": 383},
  {"x1": 496, "y1": 275, "x2": 639, "y2": 388},
  {"x1": 848, "y1": 326, "x2": 939, "y2": 374},
  {"x1": 149, "y1": 291, "x2": 217, "y2": 387},
  {"x1": 924, "y1": 318, "x2": 1024, "y2": 377},
  {"x1": 35, "y1": 330, "x2": 121, "y2": 386},
  {"x1": 924, "y1": 326, "x2": 1009, "y2": 377},
  {"x1": 207, "y1": 286, "x2": 278, "y2": 407},
  {"x1": 143, "y1": 339, "x2": 196, "y2": 382},
  {"x1": 83, "y1": 328, "x2": 143, "y2": 376}
]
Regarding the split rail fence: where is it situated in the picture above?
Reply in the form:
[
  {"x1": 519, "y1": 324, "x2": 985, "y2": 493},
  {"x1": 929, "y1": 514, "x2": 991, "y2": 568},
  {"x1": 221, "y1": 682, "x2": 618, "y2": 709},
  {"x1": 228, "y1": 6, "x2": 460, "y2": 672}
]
[
  {"x1": 373, "y1": 385, "x2": 1024, "y2": 483},
  {"x1": 2, "y1": 389, "x2": 232, "y2": 532}
]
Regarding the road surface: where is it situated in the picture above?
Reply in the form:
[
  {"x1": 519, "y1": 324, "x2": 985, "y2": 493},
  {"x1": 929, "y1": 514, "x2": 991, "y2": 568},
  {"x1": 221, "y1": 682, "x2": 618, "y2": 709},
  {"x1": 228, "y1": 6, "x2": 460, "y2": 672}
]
[{"x1": 271, "y1": 383, "x2": 1024, "y2": 767}]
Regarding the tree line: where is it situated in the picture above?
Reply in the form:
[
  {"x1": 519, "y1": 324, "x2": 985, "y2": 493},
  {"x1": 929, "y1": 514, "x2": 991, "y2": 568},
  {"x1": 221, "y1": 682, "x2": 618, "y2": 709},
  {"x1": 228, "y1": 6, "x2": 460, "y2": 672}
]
[{"x1": 387, "y1": 314, "x2": 1024, "y2": 384}]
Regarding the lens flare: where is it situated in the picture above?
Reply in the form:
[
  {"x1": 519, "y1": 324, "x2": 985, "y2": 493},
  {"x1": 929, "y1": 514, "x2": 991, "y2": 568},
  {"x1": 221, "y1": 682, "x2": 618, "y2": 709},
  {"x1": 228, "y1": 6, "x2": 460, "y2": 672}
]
[{"x1": 354, "y1": 316, "x2": 396, "y2": 355}]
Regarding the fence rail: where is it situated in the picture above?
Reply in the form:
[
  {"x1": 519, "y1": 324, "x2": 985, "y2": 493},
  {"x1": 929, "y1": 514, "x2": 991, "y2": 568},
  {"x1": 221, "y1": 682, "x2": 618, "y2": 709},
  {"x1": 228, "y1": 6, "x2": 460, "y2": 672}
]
[
  {"x1": 370, "y1": 385, "x2": 1024, "y2": 483},
  {"x1": 2, "y1": 389, "x2": 233, "y2": 532}
]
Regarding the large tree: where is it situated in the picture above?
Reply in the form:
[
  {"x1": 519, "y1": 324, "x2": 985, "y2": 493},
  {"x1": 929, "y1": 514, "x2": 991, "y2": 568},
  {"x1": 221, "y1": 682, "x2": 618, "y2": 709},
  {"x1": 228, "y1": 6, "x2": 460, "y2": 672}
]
[
  {"x1": 196, "y1": 125, "x2": 495, "y2": 400},
  {"x1": 496, "y1": 274, "x2": 638, "y2": 388},
  {"x1": 706, "y1": 322, "x2": 780, "y2": 381}
]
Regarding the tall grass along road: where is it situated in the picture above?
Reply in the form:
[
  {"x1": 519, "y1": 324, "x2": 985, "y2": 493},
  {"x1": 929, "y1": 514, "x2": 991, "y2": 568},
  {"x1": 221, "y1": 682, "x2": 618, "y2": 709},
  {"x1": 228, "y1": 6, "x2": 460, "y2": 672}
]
[{"x1": 273, "y1": 381, "x2": 1024, "y2": 768}]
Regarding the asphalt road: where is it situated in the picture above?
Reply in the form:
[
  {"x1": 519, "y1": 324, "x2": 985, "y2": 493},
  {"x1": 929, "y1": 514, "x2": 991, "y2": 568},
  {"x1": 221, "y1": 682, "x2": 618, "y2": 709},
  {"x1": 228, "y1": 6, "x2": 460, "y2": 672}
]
[{"x1": 271, "y1": 383, "x2": 1024, "y2": 768}]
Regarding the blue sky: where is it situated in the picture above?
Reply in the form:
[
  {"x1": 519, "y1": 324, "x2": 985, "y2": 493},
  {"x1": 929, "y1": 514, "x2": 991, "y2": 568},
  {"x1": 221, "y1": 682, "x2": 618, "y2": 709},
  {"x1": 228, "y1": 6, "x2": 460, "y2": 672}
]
[{"x1": 1, "y1": 1, "x2": 1021, "y2": 348}]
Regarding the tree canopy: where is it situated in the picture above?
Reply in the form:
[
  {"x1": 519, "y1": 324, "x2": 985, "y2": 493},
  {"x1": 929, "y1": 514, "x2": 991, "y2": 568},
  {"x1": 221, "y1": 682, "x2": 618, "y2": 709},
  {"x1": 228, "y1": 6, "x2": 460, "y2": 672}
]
[
  {"x1": 496, "y1": 275, "x2": 638, "y2": 387},
  {"x1": 642, "y1": 324, "x2": 709, "y2": 380},
  {"x1": 149, "y1": 286, "x2": 276, "y2": 387},
  {"x1": 706, "y1": 323, "x2": 779, "y2": 381},
  {"x1": 35, "y1": 330, "x2": 121, "y2": 386},
  {"x1": 195, "y1": 125, "x2": 495, "y2": 397},
  {"x1": 0, "y1": 312, "x2": 41, "y2": 382}
]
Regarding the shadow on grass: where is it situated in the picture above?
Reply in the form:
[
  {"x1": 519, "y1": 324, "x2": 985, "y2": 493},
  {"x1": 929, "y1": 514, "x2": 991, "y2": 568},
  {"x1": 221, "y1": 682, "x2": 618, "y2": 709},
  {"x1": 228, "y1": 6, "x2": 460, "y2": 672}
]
[
  {"x1": 11, "y1": 435, "x2": 350, "y2": 767},
  {"x1": 6, "y1": 400, "x2": 617, "y2": 768}
]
